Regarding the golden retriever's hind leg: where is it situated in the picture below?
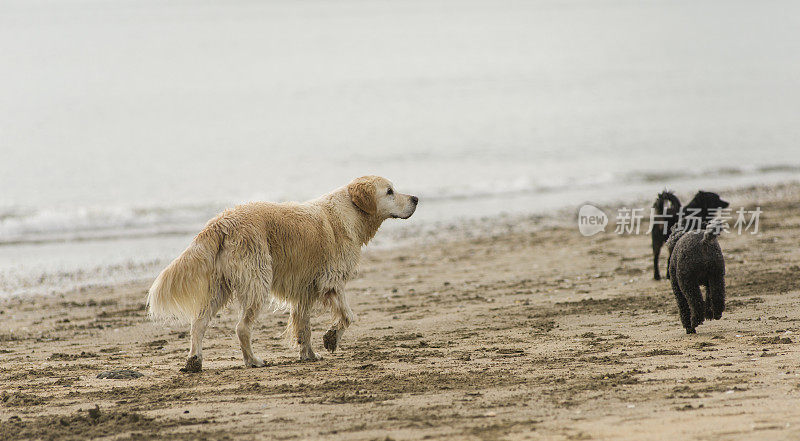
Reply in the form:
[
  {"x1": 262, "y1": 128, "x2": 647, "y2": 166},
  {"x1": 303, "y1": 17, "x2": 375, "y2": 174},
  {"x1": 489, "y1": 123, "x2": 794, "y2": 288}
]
[
  {"x1": 323, "y1": 290, "x2": 355, "y2": 353},
  {"x1": 181, "y1": 313, "x2": 211, "y2": 373},
  {"x1": 237, "y1": 304, "x2": 265, "y2": 368},
  {"x1": 222, "y1": 239, "x2": 271, "y2": 368},
  {"x1": 290, "y1": 305, "x2": 317, "y2": 361}
]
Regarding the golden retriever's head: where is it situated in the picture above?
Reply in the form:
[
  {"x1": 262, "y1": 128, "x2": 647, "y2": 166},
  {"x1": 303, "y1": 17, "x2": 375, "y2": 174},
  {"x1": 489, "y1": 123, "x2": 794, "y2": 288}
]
[{"x1": 347, "y1": 176, "x2": 418, "y2": 220}]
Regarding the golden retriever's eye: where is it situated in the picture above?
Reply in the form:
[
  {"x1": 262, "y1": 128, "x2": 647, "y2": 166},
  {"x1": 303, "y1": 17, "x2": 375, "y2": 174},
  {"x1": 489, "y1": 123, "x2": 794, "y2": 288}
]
[{"x1": 386, "y1": 188, "x2": 393, "y2": 195}]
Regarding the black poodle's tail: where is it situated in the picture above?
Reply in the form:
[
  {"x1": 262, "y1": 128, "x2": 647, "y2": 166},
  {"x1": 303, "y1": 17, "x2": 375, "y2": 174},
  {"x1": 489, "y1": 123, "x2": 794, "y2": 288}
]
[
  {"x1": 703, "y1": 219, "x2": 724, "y2": 243},
  {"x1": 653, "y1": 190, "x2": 681, "y2": 213}
]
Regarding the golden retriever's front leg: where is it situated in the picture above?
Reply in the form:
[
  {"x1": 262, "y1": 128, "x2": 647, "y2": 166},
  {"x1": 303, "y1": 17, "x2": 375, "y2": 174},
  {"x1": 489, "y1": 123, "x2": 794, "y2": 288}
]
[
  {"x1": 290, "y1": 306, "x2": 317, "y2": 361},
  {"x1": 323, "y1": 290, "x2": 356, "y2": 353}
]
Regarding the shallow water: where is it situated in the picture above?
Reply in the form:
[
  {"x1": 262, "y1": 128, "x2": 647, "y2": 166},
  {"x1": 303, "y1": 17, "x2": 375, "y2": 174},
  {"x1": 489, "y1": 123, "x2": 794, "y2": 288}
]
[{"x1": 1, "y1": 0, "x2": 799, "y2": 296}]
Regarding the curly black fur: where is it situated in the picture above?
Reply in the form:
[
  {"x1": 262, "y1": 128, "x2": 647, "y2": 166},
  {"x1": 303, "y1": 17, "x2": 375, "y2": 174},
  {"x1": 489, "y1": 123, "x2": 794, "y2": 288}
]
[
  {"x1": 651, "y1": 190, "x2": 681, "y2": 280},
  {"x1": 667, "y1": 221, "x2": 726, "y2": 334},
  {"x1": 651, "y1": 190, "x2": 728, "y2": 280}
]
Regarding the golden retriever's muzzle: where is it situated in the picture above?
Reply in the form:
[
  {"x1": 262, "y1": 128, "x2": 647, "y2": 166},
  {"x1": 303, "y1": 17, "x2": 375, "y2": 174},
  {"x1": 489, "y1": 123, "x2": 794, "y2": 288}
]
[{"x1": 394, "y1": 195, "x2": 418, "y2": 219}]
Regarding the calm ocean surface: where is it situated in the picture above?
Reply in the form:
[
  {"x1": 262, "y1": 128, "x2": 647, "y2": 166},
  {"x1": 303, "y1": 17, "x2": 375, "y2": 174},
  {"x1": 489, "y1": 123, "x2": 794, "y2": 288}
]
[{"x1": 1, "y1": 0, "x2": 799, "y2": 296}]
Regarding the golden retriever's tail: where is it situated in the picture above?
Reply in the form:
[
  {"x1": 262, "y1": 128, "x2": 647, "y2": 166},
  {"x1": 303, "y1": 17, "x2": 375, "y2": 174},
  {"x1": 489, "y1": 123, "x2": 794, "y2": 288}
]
[{"x1": 146, "y1": 229, "x2": 222, "y2": 323}]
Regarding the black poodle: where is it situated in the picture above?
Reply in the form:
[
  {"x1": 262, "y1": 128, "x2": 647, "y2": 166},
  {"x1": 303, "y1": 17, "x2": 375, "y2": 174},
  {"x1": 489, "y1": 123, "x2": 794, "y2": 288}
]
[
  {"x1": 666, "y1": 221, "x2": 726, "y2": 334},
  {"x1": 651, "y1": 190, "x2": 729, "y2": 280}
]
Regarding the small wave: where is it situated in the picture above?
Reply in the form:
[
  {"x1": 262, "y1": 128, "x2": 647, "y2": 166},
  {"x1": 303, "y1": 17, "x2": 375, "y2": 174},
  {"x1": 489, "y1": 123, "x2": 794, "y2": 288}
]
[
  {"x1": 0, "y1": 203, "x2": 220, "y2": 246},
  {"x1": 417, "y1": 172, "x2": 617, "y2": 202},
  {"x1": 757, "y1": 164, "x2": 800, "y2": 173},
  {"x1": 1, "y1": 162, "x2": 796, "y2": 246},
  {"x1": 0, "y1": 257, "x2": 165, "y2": 298},
  {"x1": 624, "y1": 163, "x2": 797, "y2": 184},
  {"x1": 415, "y1": 162, "x2": 798, "y2": 201}
]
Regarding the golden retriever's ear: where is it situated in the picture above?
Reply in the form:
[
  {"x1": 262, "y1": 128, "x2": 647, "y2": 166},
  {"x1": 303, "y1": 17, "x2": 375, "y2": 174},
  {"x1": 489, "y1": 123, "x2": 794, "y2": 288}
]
[{"x1": 348, "y1": 179, "x2": 376, "y2": 215}]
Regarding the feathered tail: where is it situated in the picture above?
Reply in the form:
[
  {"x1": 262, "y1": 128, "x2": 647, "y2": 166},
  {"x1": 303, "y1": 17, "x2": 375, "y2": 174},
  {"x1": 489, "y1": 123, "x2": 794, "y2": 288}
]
[{"x1": 146, "y1": 229, "x2": 222, "y2": 323}]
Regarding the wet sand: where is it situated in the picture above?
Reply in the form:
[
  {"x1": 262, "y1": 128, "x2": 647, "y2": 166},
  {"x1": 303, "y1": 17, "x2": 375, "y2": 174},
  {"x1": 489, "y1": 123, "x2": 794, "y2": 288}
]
[{"x1": 2, "y1": 183, "x2": 800, "y2": 440}]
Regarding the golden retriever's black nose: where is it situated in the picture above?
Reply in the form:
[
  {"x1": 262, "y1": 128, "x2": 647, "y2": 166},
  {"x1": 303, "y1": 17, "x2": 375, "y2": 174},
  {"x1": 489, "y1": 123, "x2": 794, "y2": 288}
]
[{"x1": 410, "y1": 196, "x2": 419, "y2": 205}]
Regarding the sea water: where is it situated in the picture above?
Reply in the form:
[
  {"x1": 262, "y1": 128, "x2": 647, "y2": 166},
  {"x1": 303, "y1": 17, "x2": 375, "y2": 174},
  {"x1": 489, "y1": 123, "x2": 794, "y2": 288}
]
[{"x1": 1, "y1": 0, "x2": 799, "y2": 296}]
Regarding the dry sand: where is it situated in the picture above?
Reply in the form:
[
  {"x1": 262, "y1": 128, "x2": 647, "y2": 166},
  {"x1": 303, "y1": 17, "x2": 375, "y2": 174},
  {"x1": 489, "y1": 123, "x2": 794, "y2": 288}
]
[{"x1": 2, "y1": 184, "x2": 800, "y2": 440}]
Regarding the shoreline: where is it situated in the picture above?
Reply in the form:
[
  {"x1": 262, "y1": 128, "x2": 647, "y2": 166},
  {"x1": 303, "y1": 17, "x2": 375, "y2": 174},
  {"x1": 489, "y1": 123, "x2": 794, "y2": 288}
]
[
  {"x1": 2, "y1": 180, "x2": 800, "y2": 439},
  {"x1": 3, "y1": 179, "x2": 799, "y2": 300}
]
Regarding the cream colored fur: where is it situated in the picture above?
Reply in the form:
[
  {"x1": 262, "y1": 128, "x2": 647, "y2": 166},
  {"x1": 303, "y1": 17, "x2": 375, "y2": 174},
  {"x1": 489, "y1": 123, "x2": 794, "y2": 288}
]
[{"x1": 146, "y1": 176, "x2": 417, "y2": 371}]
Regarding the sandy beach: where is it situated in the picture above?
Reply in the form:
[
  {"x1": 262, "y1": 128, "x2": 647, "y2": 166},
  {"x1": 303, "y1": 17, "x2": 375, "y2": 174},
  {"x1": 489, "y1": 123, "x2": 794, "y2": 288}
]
[
  {"x1": 2, "y1": 182, "x2": 800, "y2": 440},
  {"x1": 3, "y1": 1, "x2": 799, "y2": 439}
]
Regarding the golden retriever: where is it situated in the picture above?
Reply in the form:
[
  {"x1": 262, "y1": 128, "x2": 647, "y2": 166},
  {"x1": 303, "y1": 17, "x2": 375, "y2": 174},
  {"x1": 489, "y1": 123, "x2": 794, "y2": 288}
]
[{"x1": 146, "y1": 176, "x2": 418, "y2": 372}]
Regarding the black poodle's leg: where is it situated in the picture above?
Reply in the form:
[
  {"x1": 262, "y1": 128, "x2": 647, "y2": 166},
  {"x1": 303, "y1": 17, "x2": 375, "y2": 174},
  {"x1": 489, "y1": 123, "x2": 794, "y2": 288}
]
[
  {"x1": 652, "y1": 236, "x2": 662, "y2": 280},
  {"x1": 708, "y1": 276, "x2": 726, "y2": 320},
  {"x1": 669, "y1": 266, "x2": 693, "y2": 333},
  {"x1": 703, "y1": 285, "x2": 714, "y2": 320},
  {"x1": 679, "y1": 279, "x2": 705, "y2": 329}
]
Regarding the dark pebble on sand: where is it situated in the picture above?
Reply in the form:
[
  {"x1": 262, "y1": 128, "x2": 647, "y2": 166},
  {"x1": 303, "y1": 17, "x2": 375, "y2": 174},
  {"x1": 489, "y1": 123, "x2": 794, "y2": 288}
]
[{"x1": 97, "y1": 370, "x2": 144, "y2": 379}]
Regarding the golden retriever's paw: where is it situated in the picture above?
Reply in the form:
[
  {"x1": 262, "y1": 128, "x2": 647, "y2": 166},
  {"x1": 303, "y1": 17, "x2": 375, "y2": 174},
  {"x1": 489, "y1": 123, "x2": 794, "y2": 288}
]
[
  {"x1": 180, "y1": 355, "x2": 202, "y2": 373},
  {"x1": 300, "y1": 347, "x2": 319, "y2": 361},
  {"x1": 323, "y1": 329, "x2": 339, "y2": 353},
  {"x1": 245, "y1": 357, "x2": 266, "y2": 368}
]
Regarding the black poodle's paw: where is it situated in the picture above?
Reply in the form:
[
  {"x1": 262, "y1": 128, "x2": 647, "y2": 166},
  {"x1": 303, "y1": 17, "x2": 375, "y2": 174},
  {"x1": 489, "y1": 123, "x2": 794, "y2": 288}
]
[
  {"x1": 712, "y1": 303, "x2": 725, "y2": 320},
  {"x1": 690, "y1": 313, "x2": 704, "y2": 328},
  {"x1": 654, "y1": 273, "x2": 661, "y2": 281},
  {"x1": 685, "y1": 328, "x2": 696, "y2": 334},
  {"x1": 705, "y1": 303, "x2": 715, "y2": 320}
]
